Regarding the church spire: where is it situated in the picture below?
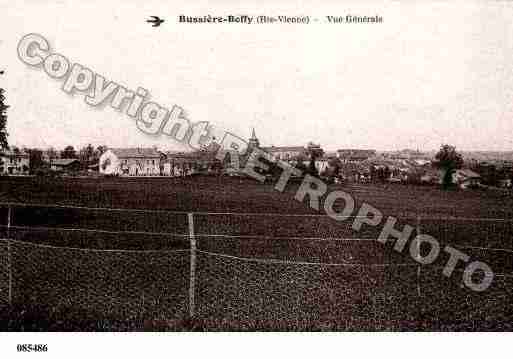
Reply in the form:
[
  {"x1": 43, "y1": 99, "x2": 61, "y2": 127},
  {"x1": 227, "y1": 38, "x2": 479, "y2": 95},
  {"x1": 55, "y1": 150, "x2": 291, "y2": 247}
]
[{"x1": 248, "y1": 128, "x2": 260, "y2": 149}]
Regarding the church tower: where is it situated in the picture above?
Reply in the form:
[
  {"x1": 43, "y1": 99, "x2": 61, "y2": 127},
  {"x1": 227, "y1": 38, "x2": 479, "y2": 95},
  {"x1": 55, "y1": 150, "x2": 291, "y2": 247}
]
[{"x1": 248, "y1": 128, "x2": 260, "y2": 150}]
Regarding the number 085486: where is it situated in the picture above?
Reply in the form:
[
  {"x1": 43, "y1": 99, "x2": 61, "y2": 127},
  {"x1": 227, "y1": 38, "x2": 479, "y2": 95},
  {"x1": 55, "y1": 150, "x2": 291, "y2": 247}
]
[{"x1": 17, "y1": 344, "x2": 48, "y2": 352}]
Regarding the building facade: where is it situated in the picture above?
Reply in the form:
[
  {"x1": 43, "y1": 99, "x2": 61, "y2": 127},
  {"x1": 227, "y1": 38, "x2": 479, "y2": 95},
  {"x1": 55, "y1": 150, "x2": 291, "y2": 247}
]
[
  {"x1": 161, "y1": 150, "x2": 220, "y2": 176},
  {"x1": 337, "y1": 149, "x2": 376, "y2": 163},
  {"x1": 99, "y1": 148, "x2": 161, "y2": 176},
  {"x1": 50, "y1": 158, "x2": 81, "y2": 172},
  {"x1": 0, "y1": 149, "x2": 30, "y2": 175},
  {"x1": 261, "y1": 146, "x2": 307, "y2": 161}
]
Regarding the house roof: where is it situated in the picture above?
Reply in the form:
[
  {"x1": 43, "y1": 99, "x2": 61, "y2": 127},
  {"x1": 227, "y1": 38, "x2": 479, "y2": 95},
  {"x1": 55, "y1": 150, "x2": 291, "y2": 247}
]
[
  {"x1": 316, "y1": 154, "x2": 338, "y2": 161},
  {"x1": 337, "y1": 149, "x2": 376, "y2": 158},
  {"x1": 262, "y1": 146, "x2": 306, "y2": 153},
  {"x1": 324, "y1": 151, "x2": 338, "y2": 158},
  {"x1": 456, "y1": 169, "x2": 481, "y2": 179},
  {"x1": 163, "y1": 150, "x2": 218, "y2": 164},
  {"x1": 0, "y1": 149, "x2": 29, "y2": 158},
  {"x1": 51, "y1": 158, "x2": 80, "y2": 166},
  {"x1": 110, "y1": 148, "x2": 161, "y2": 159}
]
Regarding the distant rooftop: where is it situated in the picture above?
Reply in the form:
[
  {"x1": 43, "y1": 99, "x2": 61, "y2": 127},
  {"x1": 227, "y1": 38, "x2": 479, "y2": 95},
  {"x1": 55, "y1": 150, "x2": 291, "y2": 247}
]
[
  {"x1": 50, "y1": 158, "x2": 79, "y2": 166},
  {"x1": 262, "y1": 146, "x2": 306, "y2": 152},
  {"x1": 110, "y1": 148, "x2": 161, "y2": 159},
  {"x1": 337, "y1": 149, "x2": 376, "y2": 159},
  {"x1": 0, "y1": 149, "x2": 29, "y2": 157},
  {"x1": 456, "y1": 169, "x2": 481, "y2": 179}
]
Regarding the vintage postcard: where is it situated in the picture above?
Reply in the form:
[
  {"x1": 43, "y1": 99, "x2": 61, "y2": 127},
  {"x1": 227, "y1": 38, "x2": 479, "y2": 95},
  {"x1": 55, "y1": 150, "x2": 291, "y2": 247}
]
[{"x1": 0, "y1": 0, "x2": 512, "y2": 356}]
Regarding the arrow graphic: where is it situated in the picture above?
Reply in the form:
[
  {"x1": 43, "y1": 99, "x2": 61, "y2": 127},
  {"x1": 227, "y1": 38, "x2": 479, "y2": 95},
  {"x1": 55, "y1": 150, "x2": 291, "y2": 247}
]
[{"x1": 147, "y1": 16, "x2": 164, "y2": 27}]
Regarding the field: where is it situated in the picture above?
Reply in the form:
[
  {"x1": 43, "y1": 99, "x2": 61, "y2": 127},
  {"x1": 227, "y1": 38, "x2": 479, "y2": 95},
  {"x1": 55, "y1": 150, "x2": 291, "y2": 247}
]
[
  {"x1": 2, "y1": 175, "x2": 513, "y2": 217},
  {"x1": 0, "y1": 175, "x2": 512, "y2": 331}
]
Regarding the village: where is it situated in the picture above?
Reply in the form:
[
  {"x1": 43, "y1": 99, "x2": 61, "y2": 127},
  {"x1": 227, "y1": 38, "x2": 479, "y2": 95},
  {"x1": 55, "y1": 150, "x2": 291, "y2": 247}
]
[{"x1": 1, "y1": 128, "x2": 512, "y2": 190}]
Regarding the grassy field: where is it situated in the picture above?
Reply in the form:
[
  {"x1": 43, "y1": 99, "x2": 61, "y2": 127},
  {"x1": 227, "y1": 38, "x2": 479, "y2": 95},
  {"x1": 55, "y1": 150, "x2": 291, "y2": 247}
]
[
  {"x1": 0, "y1": 175, "x2": 511, "y2": 331},
  {"x1": 1, "y1": 175, "x2": 513, "y2": 217}
]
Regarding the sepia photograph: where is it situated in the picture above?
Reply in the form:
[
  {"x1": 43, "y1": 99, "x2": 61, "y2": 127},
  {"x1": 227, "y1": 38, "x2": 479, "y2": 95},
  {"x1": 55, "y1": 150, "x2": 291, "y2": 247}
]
[{"x1": 0, "y1": 0, "x2": 512, "y2": 356}]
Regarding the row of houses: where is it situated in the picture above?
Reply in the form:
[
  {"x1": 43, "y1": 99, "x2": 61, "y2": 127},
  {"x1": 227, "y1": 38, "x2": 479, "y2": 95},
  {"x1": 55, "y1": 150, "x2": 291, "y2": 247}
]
[
  {"x1": 0, "y1": 143, "x2": 462, "y2": 186},
  {"x1": 0, "y1": 145, "x2": 489, "y2": 189},
  {"x1": 96, "y1": 130, "x2": 337, "y2": 177},
  {"x1": 3, "y1": 129, "x2": 512, "y2": 189},
  {"x1": 98, "y1": 147, "x2": 221, "y2": 177},
  {"x1": 0, "y1": 130, "x2": 380, "y2": 177},
  {"x1": 94, "y1": 145, "x2": 505, "y2": 189},
  {"x1": 0, "y1": 149, "x2": 30, "y2": 175}
]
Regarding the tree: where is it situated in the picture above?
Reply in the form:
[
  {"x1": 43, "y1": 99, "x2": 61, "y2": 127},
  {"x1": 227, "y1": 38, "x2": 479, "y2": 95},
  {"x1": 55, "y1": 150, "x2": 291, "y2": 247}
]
[
  {"x1": 292, "y1": 152, "x2": 308, "y2": 173},
  {"x1": 306, "y1": 142, "x2": 324, "y2": 176},
  {"x1": 0, "y1": 88, "x2": 9, "y2": 150},
  {"x1": 328, "y1": 157, "x2": 342, "y2": 178},
  {"x1": 46, "y1": 147, "x2": 58, "y2": 164},
  {"x1": 90, "y1": 145, "x2": 107, "y2": 165},
  {"x1": 79, "y1": 144, "x2": 95, "y2": 167},
  {"x1": 28, "y1": 148, "x2": 44, "y2": 174},
  {"x1": 159, "y1": 151, "x2": 166, "y2": 176},
  {"x1": 433, "y1": 144, "x2": 464, "y2": 188},
  {"x1": 97, "y1": 145, "x2": 108, "y2": 156},
  {"x1": 101, "y1": 158, "x2": 111, "y2": 171},
  {"x1": 61, "y1": 145, "x2": 77, "y2": 159},
  {"x1": 478, "y1": 162, "x2": 498, "y2": 187},
  {"x1": 369, "y1": 165, "x2": 377, "y2": 182},
  {"x1": 379, "y1": 166, "x2": 391, "y2": 182},
  {"x1": 373, "y1": 166, "x2": 388, "y2": 183}
]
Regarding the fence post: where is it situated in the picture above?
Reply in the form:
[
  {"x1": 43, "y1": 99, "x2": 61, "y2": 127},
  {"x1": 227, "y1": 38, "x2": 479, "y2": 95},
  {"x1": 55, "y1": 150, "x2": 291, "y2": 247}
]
[
  {"x1": 416, "y1": 214, "x2": 421, "y2": 297},
  {"x1": 7, "y1": 205, "x2": 12, "y2": 305},
  {"x1": 6, "y1": 205, "x2": 11, "y2": 238},
  {"x1": 188, "y1": 213, "x2": 196, "y2": 318}
]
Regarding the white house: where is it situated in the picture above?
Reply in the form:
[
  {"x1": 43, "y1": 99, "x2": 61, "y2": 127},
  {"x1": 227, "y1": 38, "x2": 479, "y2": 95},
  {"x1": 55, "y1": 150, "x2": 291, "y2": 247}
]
[
  {"x1": 337, "y1": 149, "x2": 376, "y2": 163},
  {"x1": 0, "y1": 149, "x2": 30, "y2": 175},
  {"x1": 99, "y1": 148, "x2": 161, "y2": 176},
  {"x1": 314, "y1": 156, "x2": 333, "y2": 174},
  {"x1": 261, "y1": 146, "x2": 307, "y2": 161},
  {"x1": 453, "y1": 169, "x2": 481, "y2": 189}
]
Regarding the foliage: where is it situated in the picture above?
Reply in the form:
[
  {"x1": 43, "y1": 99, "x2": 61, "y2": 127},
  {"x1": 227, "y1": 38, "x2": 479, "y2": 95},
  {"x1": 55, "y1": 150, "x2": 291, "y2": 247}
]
[
  {"x1": 61, "y1": 145, "x2": 78, "y2": 159},
  {"x1": 370, "y1": 165, "x2": 391, "y2": 183},
  {"x1": 433, "y1": 144, "x2": 464, "y2": 188},
  {"x1": 0, "y1": 88, "x2": 9, "y2": 150},
  {"x1": 96, "y1": 145, "x2": 108, "y2": 156},
  {"x1": 433, "y1": 144, "x2": 464, "y2": 170},
  {"x1": 305, "y1": 142, "x2": 324, "y2": 176},
  {"x1": 78, "y1": 144, "x2": 96, "y2": 166},
  {"x1": 27, "y1": 148, "x2": 45, "y2": 173},
  {"x1": 47, "y1": 147, "x2": 58, "y2": 161},
  {"x1": 295, "y1": 159, "x2": 308, "y2": 173},
  {"x1": 101, "y1": 158, "x2": 111, "y2": 171}
]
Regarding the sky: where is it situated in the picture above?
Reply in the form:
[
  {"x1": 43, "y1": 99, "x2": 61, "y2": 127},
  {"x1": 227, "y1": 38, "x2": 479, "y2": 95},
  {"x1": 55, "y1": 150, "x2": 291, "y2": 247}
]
[{"x1": 1, "y1": 0, "x2": 513, "y2": 152}]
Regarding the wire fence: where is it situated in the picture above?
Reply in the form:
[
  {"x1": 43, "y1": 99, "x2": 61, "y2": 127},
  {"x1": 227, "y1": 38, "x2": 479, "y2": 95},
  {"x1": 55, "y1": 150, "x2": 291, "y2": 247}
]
[{"x1": 0, "y1": 202, "x2": 512, "y2": 330}]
